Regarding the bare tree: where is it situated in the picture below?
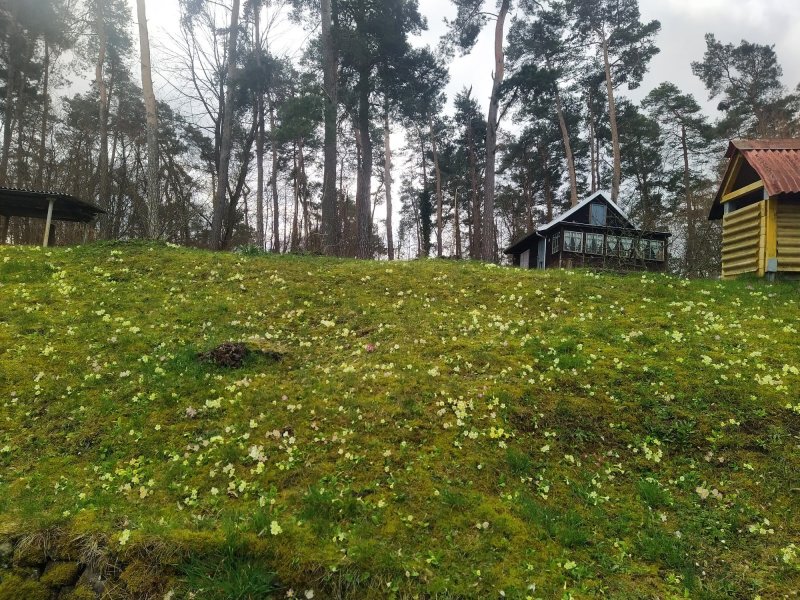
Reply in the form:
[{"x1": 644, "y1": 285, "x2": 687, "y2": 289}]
[
  {"x1": 211, "y1": 0, "x2": 241, "y2": 250},
  {"x1": 483, "y1": 0, "x2": 510, "y2": 262},
  {"x1": 136, "y1": 0, "x2": 160, "y2": 238}
]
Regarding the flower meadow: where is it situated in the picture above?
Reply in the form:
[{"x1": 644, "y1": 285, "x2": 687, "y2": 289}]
[{"x1": 0, "y1": 242, "x2": 799, "y2": 598}]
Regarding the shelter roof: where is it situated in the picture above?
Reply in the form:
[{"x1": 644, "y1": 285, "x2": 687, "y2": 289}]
[
  {"x1": 0, "y1": 187, "x2": 105, "y2": 223},
  {"x1": 710, "y1": 139, "x2": 800, "y2": 220}
]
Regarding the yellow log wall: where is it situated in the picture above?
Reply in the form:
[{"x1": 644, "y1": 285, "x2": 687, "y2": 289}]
[
  {"x1": 777, "y1": 202, "x2": 800, "y2": 272},
  {"x1": 722, "y1": 202, "x2": 764, "y2": 279}
]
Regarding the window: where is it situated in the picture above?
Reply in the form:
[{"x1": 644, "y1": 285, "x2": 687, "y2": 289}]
[
  {"x1": 564, "y1": 230, "x2": 583, "y2": 253},
  {"x1": 586, "y1": 233, "x2": 604, "y2": 255},
  {"x1": 645, "y1": 240, "x2": 665, "y2": 261},
  {"x1": 551, "y1": 232, "x2": 560, "y2": 254},
  {"x1": 606, "y1": 235, "x2": 621, "y2": 256},
  {"x1": 590, "y1": 203, "x2": 607, "y2": 226},
  {"x1": 634, "y1": 240, "x2": 645, "y2": 259},
  {"x1": 620, "y1": 237, "x2": 633, "y2": 257}
]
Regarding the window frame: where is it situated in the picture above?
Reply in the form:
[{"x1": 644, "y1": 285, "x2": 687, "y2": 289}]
[
  {"x1": 590, "y1": 203, "x2": 607, "y2": 226},
  {"x1": 551, "y1": 231, "x2": 560, "y2": 255},
  {"x1": 606, "y1": 235, "x2": 621, "y2": 256},
  {"x1": 585, "y1": 232, "x2": 605, "y2": 255},
  {"x1": 645, "y1": 239, "x2": 665, "y2": 261},
  {"x1": 620, "y1": 236, "x2": 634, "y2": 258},
  {"x1": 563, "y1": 230, "x2": 584, "y2": 253}
]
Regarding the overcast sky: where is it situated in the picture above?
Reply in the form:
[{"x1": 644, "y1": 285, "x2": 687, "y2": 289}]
[{"x1": 137, "y1": 0, "x2": 800, "y2": 128}]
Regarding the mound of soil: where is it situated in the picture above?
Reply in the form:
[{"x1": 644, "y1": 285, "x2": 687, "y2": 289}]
[{"x1": 198, "y1": 342, "x2": 284, "y2": 369}]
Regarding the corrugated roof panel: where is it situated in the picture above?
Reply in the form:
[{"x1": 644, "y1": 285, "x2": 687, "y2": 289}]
[{"x1": 744, "y1": 149, "x2": 800, "y2": 195}]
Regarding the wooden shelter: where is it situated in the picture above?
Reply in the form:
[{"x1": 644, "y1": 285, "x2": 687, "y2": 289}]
[
  {"x1": 505, "y1": 191, "x2": 670, "y2": 272},
  {"x1": 0, "y1": 187, "x2": 104, "y2": 247},
  {"x1": 709, "y1": 140, "x2": 800, "y2": 279}
]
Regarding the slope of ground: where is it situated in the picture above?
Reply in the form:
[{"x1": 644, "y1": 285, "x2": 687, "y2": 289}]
[{"x1": 0, "y1": 242, "x2": 799, "y2": 599}]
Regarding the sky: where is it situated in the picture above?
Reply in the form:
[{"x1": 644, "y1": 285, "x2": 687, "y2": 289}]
[{"x1": 136, "y1": 0, "x2": 800, "y2": 126}]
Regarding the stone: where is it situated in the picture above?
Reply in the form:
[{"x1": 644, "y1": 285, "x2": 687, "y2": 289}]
[
  {"x1": 13, "y1": 542, "x2": 47, "y2": 568},
  {"x1": 75, "y1": 567, "x2": 105, "y2": 595},
  {"x1": 40, "y1": 561, "x2": 83, "y2": 588}
]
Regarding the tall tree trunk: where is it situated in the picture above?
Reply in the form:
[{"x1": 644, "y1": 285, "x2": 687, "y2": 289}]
[
  {"x1": 270, "y1": 100, "x2": 280, "y2": 251},
  {"x1": 540, "y1": 145, "x2": 553, "y2": 222},
  {"x1": 291, "y1": 141, "x2": 299, "y2": 251},
  {"x1": 0, "y1": 14, "x2": 16, "y2": 186},
  {"x1": 383, "y1": 108, "x2": 394, "y2": 260},
  {"x1": 299, "y1": 140, "x2": 310, "y2": 244},
  {"x1": 355, "y1": 66, "x2": 372, "y2": 259},
  {"x1": 482, "y1": 0, "x2": 510, "y2": 263},
  {"x1": 254, "y1": 5, "x2": 265, "y2": 250},
  {"x1": 211, "y1": 0, "x2": 240, "y2": 250},
  {"x1": 420, "y1": 131, "x2": 429, "y2": 258},
  {"x1": 429, "y1": 116, "x2": 443, "y2": 258},
  {"x1": 468, "y1": 125, "x2": 480, "y2": 259},
  {"x1": 601, "y1": 34, "x2": 621, "y2": 202},
  {"x1": 320, "y1": 0, "x2": 339, "y2": 255},
  {"x1": 137, "y1": 0, "x2": 160, "y2": 239},
  {"x1": 96, "y1": 0, "x2": 111, "y2": 237},
  {"x1": 681, "y1": 122, "x2": 693, "y2": 275},
  {"x1": 454, "y1": 187, "x2": 462, "y2": 259},
  {"x1": 14, "y1": 41, "x2": 28, "y2": 187},
  {"x1": 554, "y1": 86, "x2": 578, "y2": 206},
  {"x1": 588, "y1": 92, "x2": 597, "y2": 194},
  {"x1": 37, "y1": 39, "x2": 50, "y2": 189}
]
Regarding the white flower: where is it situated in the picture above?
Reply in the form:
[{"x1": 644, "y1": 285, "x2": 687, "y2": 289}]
[{"x1": 270, "y1": 520, "x2": 283, "y2": 535}]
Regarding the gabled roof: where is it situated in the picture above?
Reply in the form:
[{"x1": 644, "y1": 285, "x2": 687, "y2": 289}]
[
  {"x1": 537, "y1": 191, "x2": 635, "y2": 232},
  {"x1": 0, "y1": 187, "x2": 105, "y2": 223},
  {"x1": 710, "y1": 139, "x2": 800, "y2": 220}
]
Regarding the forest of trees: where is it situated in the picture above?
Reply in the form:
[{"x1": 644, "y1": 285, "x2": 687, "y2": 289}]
[{"x1": 1, "y1": 0, "x2": 799, "y2": 275}]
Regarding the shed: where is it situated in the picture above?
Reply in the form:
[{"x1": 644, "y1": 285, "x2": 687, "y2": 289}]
[
  {"x1": 709, "y1": 140, "x2": 800, "y2": 279},
  {"x1": 0, "y1": 187, "x2": 105, "y2": 246},
  {"x1": 505, "y1": 191, "x2": 670, "y2": 272}
]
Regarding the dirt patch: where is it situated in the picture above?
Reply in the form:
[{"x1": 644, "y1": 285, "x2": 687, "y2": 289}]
[{"x1": 198, "y1": 342, "x2": 284, "y2": 369}]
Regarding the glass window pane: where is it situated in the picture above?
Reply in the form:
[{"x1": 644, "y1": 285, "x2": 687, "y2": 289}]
[
  {"x1": 590, "y1": 203, "x2": 607, "y2": 226},
  {"x1": 620, "y1": 237, "x2": 633, "y2": 256},
  {"x1": 552, "y1": 232, "x2": 560, "y2": 254},
  {"x1": 606, "y1": 235, "x2": 620, "y2": 256}
]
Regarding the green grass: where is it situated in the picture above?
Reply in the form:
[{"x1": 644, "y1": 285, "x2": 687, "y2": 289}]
[{"x1": 1, "y1": 241, "x2": 799, "y2": 598}]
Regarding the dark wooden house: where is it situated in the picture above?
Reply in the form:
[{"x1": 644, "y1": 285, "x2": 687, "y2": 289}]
[
  {"x1": 709, "y1": 139, "x2": 800, "y2": 279},
  {"x1": 504, "y1": 191, "x2": 670, "y2": 272}
]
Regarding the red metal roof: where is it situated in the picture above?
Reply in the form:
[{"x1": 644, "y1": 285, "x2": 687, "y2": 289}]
[{"x1": 727, "y1": 139, "x2": 800, "y2": 196}]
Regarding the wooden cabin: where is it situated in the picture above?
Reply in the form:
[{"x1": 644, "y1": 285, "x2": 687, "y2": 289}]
[
  {"x1": 709, "y1": 140, "x2": 800, "y2": 279},
  {"x1": 504, "y1": 191, "x2": 670, "y2": 272}
]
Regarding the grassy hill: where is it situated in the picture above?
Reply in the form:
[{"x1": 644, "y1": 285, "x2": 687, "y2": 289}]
[{"x1": 1, "y1": 242, "x2": 799, "y2": 599}]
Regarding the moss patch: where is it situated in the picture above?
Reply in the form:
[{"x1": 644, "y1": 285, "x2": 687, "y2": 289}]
[
  {"x1": 0, "y1": 574, "x2": 49, "y2": 600},
  {"x1": 40, "y1": 561, "x2": 83, "y2": 588}
]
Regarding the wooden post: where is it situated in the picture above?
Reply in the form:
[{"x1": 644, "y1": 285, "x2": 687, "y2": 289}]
[
  {"x1": 42, "y1": 197, "x2": 54, "y2": 247},
  {"x1": 83, "y1": 223, "x2": 89, "y2": 244},
  {"x1": 0, "y1": 215, "x2": 9, "y2": 245}
]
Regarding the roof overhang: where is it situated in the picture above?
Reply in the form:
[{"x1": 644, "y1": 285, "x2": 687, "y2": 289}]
[{"x1": 504, "y1": 230, "x2": 543, "y2": 255}]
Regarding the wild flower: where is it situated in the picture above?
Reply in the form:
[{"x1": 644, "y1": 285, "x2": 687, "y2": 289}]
[{"x1": 118, "y1": 529, "x2": 131, "y2": 546}]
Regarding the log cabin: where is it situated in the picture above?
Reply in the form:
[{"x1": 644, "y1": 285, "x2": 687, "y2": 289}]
[
  {"x1": 709, "y1": 139, "x2": 800, "y2": 279},
  {"x1": 504, "y1": 191, "x2": 670, "y2": 272}
]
